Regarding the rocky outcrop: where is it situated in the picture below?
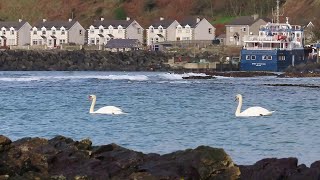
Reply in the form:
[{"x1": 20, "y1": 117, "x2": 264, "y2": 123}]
[
  {"x1": 239, "y1": 158, "x2": 320, "y2": 180},
  {"x1": 0, "y1": 50, "x2": 170, "y2": 71},
  {"x1": 0, "y1": 135, "x2": 240, "y2": 179}
]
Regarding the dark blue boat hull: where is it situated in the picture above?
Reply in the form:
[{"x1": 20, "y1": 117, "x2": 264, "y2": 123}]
[{"x1": 240, "y1": 49, "x2": 305, "y2": 72}]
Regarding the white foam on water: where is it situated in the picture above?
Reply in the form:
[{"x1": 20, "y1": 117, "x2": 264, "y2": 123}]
[
  {"x1": 98, "y1": 75, "x2": 149, "y2": 81},
  {"x1": 0, "y1": 74, "x2": 149, "y2": 82},
  {"x1": 0, "y1": 77, "x2": 42, "y2": 82},
  {"x1": 159, "y1": 72, "x2": 209, "y2": 80},
  {"x1": 159, "y1": 73, "x2": 184, "y2": 80}
]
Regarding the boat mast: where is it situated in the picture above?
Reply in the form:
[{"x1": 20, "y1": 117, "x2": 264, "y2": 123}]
[{"x1": 272, "y1": 0, "x2": 283, "y2": 24}]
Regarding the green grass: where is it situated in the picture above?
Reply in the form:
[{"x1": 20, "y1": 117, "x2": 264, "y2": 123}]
[{"x1": 212, "y1": 16, "x2": 235, "y2": 24}]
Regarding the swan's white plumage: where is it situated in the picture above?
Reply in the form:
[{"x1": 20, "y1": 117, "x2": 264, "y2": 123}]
[
  {"x1": 235, "y1": 94, "x2": 274, "y2": 117},
  {"x1": 89, "y1": 95, "x2": 125, "y2": 115}
]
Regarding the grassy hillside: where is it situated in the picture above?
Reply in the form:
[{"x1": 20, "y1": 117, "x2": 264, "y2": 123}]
[{"x1": 0, "y1": 0, "x2": 319, "y2": 33}]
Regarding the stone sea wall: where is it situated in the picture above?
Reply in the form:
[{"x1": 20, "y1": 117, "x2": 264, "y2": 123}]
[
  {"x1": 0, "y1": 50, "x2": 170, "y2": 71},
  {"x1": 1, "y1": 135, "x2": 320, "y2": 179}
]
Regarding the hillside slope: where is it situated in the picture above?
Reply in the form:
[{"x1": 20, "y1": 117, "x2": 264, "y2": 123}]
[{"x1": 0, "y1": 0, "x2": 319, "y2": 29}]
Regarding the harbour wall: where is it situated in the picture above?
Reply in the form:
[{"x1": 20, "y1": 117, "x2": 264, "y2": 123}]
[{"x1": 0, "y1": 50, "x2": 170, "y2": 71}]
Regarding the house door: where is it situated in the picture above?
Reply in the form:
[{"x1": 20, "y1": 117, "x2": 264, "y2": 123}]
[
  {"x1": 53, "y1": 39, "x2": 57, "y2": 47},
  {"x1": 177, "y1": 37, "x2": 180, "y2": 41},
  {"x1": 3, "y1": 39, "x2": 6, "y2": 47}
]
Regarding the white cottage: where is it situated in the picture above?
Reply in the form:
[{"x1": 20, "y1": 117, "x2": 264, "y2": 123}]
[
  {"x1": 178, "y1": 17, "x2": 216, "y2": 41},
  {"x1": 146, "y1": 17, "x2": 179, "y2": 46},
  {"x1": 0, "y1": 19, "x2": 31, "y2": 47},
  {"x1": 31, "y1": 19, "x2": 85, "y2": 48},
  {"x1": 88, "y1": 17, "x2": 143, "y2": 45}
]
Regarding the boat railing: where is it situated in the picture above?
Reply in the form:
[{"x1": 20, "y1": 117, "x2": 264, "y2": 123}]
[
  {"x1": 244, "y1": 35, "x2": 277, "y2": 42},
  {"x1": 244, "y1": 46, "x2": 293, "y2": 50}
]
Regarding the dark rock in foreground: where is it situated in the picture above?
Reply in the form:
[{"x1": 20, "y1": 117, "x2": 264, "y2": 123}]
[
  {"x1": 239, "y1": 158, "x2": 320, "y2": 180},
  {"x1": 2, "y1": 135, "x2": 320, "y2": 179},
  {"x1": 0, "y1": 135, "x2": 240, "y2": 179},
  {"x1": 182, "y1": 75, "x2": 214, "y2": 79}
]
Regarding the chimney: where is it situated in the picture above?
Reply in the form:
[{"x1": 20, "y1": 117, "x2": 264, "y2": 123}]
[
  {"x1": 43, "y1": 19, "x2": 47, "y2": 22},
  {"x1": 126, "y1": 17, "x2": 130, "y2": 21},
  {"x1": 196, "y1": 17, "x2": 200, "y2": 23},
  {"x1": 18, "y1": 19, "x2": 22, "y2": 22},
  {"x1": 160, "y1": 17, "x2": 164, "y2": 21},
  {"x1": 252, "y1": 14, "x2": 259, "y2": 20},
  {"x1": 100, "y1": 17, "x2": 104, "y2": 21},
  {"x1": 69, "y1": 18, "x2": 72, "y2": 22}
]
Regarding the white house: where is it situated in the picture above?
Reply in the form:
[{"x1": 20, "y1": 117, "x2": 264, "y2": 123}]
[
  {"x1": 178, "y1": 17, "x2": 216, "y2": 41},
  {"x1": 87, "y1": 17, "x2": 143, "y2": 45},
  {"x1": 31, "y1": 19, "x2": 85, "y2": 48},
  {"x1": 0, "y1": 19, "x2": 31, "y2": 47},
  {"x1": 146, "y1": 17, "x2": 179, "y2": 46}
]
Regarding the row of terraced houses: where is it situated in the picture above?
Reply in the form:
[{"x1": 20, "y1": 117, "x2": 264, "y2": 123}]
[{"x1": 0, "y1": 17, "x2": 216, "y2": 51}]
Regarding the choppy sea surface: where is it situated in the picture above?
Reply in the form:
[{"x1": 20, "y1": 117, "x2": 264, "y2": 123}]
[{"x1": 1, "y1": 71, "x2": 320, "y2": 166}]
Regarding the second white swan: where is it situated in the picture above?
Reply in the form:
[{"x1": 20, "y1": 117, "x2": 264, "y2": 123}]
[
  {"x1": 88, "y1": 95, "x2": 125, "y2": 115},
  {"x1": 235, "y1": 94, "x2": 274, "y2": 117}
]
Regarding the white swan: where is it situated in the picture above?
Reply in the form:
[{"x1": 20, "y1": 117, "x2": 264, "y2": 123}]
[
  {"x1": 88, "y1": 95, "x2": 125, "y2": 115},
  {"x1": 235, "y1": 94, "x2": 274, "y2": 117}
]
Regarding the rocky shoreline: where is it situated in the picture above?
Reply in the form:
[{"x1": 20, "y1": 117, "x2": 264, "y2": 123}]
[
  {"x1": 0, "y1": 50, "x2": 170, "y2": 71},
  {"x1": 1, "y1": 135, "x2": 320, "y2": 179}
]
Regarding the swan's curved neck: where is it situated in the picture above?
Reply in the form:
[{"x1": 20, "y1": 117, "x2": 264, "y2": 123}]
[
  {"x1": 235, "y1": 96, "x2": 242, "y2": 116},
  {"x1": 90, "y1": 98, "x2": 96, "y2": 113}
]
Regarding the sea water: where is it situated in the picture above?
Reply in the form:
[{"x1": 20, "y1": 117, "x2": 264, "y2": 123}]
[{"x1": 0, "y1": 71, "x2": 320, "y2": 166}]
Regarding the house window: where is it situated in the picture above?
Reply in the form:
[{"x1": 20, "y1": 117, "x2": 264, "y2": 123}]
[
  {"x1": 151, "y1": 38, "x2": 154, "y2": 43},
  {"x1": 60, "y1": 39, "x2": 63, "y2": 44},
  {"x1": 33, "y1": 40, "x2": 38, "y2": 45},
  {"x1": 2, "y1": 30, "x2": 6, "y2": 35},
  {"x1": 42, "y1": 30, "x2": 46, "y2": 35},
  {"x1": 79, "y1": 30, "x2": 83, "y2": 35},
  {"x1": 159, "y1": 28, "x2": 163, "y2": 33},
  {"x1": 137, "y1": 28, "x2": 141, "y2": 34},
  {"x1": 33, "y1": 30, "x2": 37, "y2": 35},
  {"x1": 96, "y1": 38, "x2": 100, "y2": 44},
  {"x1": 10, "y1": 30, "x2": 14, "y2": 35},
  {"x1": 278, "y1": 55, "x2": 286, "y2": 61},
  {"x1": 178, "y1": 27, "x2": 182, "y2": 33},
  {"x1": 262, "y1": 55, "x2": 267, "y2": 60},
  {"x1": 242, "y1": 27, "x2": 246, "y2": 32},
  {"x1": 246, "y1": 55, "x2": 250, "y2": 60},
  {"x1": 90, "y1": 38, "x2": 95, "y2": 44},
  {"x1": 52, "y1": 30, "x2": 56, "y2": 35},
  {"x1": 63, "y1": 39, "x2": 66, "y2": 43},
  {"x1": 61, "y1": 29, "x2": 65, "y2": 35},
  {"x1": 267, "y1": 56, "x2": 272, "y2": 60},
  {"x1": 155, "y1": 38, "x2": 159, "y2": 42},
  {"x1": 251, "y1": 55, "x2": 256, "y2": 60},
  {"x1": 208, "y1": 28, "x2": 212, "y2": 34},
  {"x1": 48, "y1": 39, "x2": 52, "y2": 45},
  {"x1": 90, "y1": 29, "x2": 94, "y2": 34},
  {"x1": 99, "y1": 28, "x2": 104, "y2": 33},
  {"x1": 150, "y1": 28, "x2": 154, "y2": 33}
]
